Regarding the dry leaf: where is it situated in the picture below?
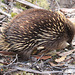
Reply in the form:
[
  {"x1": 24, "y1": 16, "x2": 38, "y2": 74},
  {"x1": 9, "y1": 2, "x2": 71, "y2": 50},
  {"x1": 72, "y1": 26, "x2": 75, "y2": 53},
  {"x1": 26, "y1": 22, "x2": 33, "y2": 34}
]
[
  {"x1": 60, "y1": 8, "x2": 75, "y2": 13},
  {"x1": 33, "y1": 55, "x2": 51, "y2": 60},
  {"x1": 59, "y1": 49, "x2": 75, "y2": 56},
  {"x1": 49, "y1": 62, "x2": 57, "y2": 66},
  {"x1": 67, "y1": 18, "x2": 75, "y2": 24},
  {"x1": 0, "y1": 51, "x2": 16, "y2": 55},
  {"x1": 49, "y1": 62, "x2": 65, "y2": 67},
  {"x1": 55, "y1": 56, "x2": 66, "y2": 63}
]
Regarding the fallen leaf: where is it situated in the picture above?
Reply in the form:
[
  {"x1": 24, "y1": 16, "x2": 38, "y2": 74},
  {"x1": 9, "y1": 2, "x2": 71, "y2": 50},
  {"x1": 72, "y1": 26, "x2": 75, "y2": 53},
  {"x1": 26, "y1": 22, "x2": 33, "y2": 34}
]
[
  {"x1": 58, "y1": 49, "x2": 75, "y2": 56},
  {"x1": 55, "y1": 56, "x2": 66, "y2": 63},
  {"x1": 49, "y1": 62, "x2": 65, "y2": 67},
  {"x1": 49, "y1": 62, "x2": 57, "y2": 66},
  {"x1": 1, "y1": 69, "x2": 3, "y2": 71},
  {"x1": 0, "y1": 51, "x2": 16, "y2": 55},
  {"x1": 33, "y1": 55, "x2": 51, "y2": 60}
]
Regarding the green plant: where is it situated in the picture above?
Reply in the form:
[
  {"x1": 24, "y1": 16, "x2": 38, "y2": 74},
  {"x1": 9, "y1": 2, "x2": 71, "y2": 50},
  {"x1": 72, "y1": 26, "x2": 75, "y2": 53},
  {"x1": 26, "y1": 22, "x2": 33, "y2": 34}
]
[{"x1": 11, "y1": 12, "x2": 17, "y2": 17}]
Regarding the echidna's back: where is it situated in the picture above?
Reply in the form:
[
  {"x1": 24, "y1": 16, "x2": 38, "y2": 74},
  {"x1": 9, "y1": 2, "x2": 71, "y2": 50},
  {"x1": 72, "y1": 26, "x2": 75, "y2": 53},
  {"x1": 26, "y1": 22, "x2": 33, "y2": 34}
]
[{"x1": 0, "y1": 9, "x2": 75, "y2": 60}]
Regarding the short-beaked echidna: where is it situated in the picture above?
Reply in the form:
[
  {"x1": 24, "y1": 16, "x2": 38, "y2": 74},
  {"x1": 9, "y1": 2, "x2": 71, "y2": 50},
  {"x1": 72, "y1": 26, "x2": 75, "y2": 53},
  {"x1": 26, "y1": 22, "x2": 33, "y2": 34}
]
[{"x1": 0, "y1": 9, "x2": 75, "y2": 60}]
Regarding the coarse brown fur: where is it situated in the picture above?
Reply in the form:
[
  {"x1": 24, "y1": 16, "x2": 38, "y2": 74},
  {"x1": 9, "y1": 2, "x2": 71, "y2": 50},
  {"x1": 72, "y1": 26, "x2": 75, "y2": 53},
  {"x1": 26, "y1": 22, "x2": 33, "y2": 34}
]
[{"x1": 0, "y1": 9, "x2": 75, "y2": 60}]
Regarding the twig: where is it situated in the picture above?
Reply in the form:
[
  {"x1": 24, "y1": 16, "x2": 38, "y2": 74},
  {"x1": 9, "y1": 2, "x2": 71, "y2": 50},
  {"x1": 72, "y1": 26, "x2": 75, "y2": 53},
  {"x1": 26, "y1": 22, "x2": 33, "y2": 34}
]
[
  {"x1": 55, "y1": 0, "x2": 60, "y2": 11},
  {"x1": 32, "y1": 53, "x2": 44, "y2": 66},
  {"x1": 16, "y1": 0, "x2": 43, "y2": 9},
  {"x1": 14, "y1": 66, "x2": 63, "y2": 74},
  {"x1": 0, "y1": 17, "x2": 7, "y2": 23},
  {"x1": 4, "y1": 69, "x2": 18, "y2": 75},
  {"x1": 0, "y1": 9, "x2": 11, "y2": 18},
  {"x1": 0, "y1": 2, "x2": 8, "y2": 10},
  {"x1": 7, "y1": 54, "x2": 18, "y2": 67}
]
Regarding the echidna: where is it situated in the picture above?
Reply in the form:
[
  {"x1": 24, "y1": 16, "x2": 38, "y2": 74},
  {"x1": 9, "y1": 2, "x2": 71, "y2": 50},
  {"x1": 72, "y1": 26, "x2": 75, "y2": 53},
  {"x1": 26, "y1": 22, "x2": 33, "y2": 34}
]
[{"x1": 0, "y1": 9, "x2": 75, "y2": 60}]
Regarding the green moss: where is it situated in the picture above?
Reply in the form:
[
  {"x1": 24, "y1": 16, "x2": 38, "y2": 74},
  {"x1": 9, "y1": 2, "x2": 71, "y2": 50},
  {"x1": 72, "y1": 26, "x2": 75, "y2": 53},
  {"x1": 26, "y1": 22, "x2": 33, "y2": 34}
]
[
  {"x1": 11, "y1": 12, "x2": 17, "y2": 17},
  {"x1": 26, "y1": 0, "x2": 34, "y2": 3},
  {"x1": 1, "y1": 0, "x2": 4, "y2": 3},
  {"x1": 26, "y1": 0, "x2": 50, "y2": 9},
  {"x1": 16, "y1": 2, "x2": 27, "y2": 10},
  {"x1": 36, "y1": 0, "x2": 49, "y2": 9},
  {"x1": 73, "y1": 61, "x2": 75, "y2": 64},
  {"x1": 21, "y1": 7, "x2": 27, "y2": 10}
]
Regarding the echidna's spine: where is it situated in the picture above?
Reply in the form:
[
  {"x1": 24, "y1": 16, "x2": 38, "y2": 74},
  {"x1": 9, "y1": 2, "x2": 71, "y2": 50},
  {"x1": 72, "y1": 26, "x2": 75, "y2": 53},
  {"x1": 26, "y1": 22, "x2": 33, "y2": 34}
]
[{"x1": 0, "y1": 9, "x2": 75, "y2": 60}]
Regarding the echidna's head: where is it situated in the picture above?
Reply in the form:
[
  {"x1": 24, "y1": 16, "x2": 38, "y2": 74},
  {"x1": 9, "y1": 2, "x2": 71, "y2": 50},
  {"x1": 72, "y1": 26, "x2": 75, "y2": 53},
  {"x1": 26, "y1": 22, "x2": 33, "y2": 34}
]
[
  {"x1": 56, "y1": 11, "x2": 75, "y2": 44},
  {"x1": 65, "y1": 19, "x2": 75, "y2": 43}
]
